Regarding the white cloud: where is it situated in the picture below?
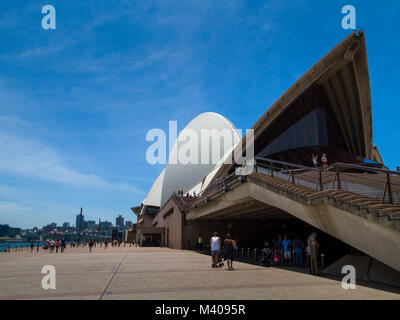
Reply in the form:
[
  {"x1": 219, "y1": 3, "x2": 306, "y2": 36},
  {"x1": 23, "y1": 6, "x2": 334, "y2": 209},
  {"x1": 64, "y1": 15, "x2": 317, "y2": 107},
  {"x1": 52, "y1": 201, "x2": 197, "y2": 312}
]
[
  {"x1": 0, "y1": 201, "x2": 31, "y2": 214},
  {"x1": 18, "y1": 42, "x2": 69, "y2": 58},
  {"x1": 0, "y1": 132, "x2": 144, "y2": 194}
]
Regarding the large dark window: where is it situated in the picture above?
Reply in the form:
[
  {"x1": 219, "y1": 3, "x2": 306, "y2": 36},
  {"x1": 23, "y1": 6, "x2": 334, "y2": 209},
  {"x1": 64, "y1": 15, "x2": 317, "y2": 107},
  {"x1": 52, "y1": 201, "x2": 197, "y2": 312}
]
[{"x1": 258, "y1": 108, "x2": 328, "y2": 158}]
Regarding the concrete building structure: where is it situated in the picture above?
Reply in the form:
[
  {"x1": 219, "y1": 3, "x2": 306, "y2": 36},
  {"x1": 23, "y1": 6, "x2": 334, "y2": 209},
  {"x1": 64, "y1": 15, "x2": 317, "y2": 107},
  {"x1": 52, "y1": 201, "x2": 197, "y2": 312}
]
[
  {"x1": 131, "y1": 31, "x2": 400, "y2": 283},
  {"x1": 75, "y1": 214, "x2": 84, "y2": 230},
  {"x1": 116, "y1": 215, "x2": 124, "y2": 228}
]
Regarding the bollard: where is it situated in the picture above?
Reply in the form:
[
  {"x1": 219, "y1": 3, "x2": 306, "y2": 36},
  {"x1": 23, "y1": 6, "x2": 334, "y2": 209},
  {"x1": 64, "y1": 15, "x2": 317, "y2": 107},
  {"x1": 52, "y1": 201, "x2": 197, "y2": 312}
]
[
  {"x1": 241, "y1": 247, "x2": 244, "y2": 259},
  {"x1": 254, "y1": 249, "x2": 257, "y2": 261},
  {"x1": 247, "y1": 248, "x2": 250, "y2": 260}
]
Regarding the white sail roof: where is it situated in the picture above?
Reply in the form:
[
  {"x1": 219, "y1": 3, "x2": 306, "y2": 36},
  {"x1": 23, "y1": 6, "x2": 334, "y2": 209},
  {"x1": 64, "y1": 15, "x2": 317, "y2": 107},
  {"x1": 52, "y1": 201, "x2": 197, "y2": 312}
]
[{"x1": 142, "y1": 112, "x2": 241, "y2": 207}]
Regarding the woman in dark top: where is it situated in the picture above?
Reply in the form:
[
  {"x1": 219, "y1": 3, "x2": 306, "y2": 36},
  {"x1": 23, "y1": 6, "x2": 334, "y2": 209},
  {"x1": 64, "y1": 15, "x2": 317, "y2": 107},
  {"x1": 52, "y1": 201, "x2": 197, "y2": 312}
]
[{"x1": 224, "y1": 234, "x2": 235, "y2": 270}]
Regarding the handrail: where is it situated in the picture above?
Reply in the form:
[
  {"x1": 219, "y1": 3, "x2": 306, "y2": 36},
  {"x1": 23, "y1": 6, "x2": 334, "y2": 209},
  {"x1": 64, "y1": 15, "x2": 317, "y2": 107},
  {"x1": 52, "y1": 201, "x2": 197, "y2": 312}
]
[
  {"x1": 255, "y1": 156, "x2": 399, "y2": 175},
  {"x1": 255, "y1": 156, "x2": 321, "y2": 172},
  {"x1": 325, "y1": 162, "x2": 399, "y2": 175},
  {"x1": 184, "y1": 157, "x2": 400, "y2": 208}
]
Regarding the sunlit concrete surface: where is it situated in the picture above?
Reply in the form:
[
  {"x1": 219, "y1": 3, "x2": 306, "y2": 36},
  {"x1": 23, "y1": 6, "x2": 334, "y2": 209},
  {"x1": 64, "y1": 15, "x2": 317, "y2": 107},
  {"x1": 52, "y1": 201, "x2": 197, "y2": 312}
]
[{"x1": 0, "y1": 246, "x2": 399, "y2": 300}]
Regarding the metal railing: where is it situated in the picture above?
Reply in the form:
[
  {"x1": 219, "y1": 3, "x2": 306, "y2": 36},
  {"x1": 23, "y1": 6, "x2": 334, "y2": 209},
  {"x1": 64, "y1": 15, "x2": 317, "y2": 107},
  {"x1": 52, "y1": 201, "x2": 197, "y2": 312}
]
[
  {"x1": 183, "y1": 157, "x2": 400, "y2": 211},
  {"x1": 255, "y1": 157, "x2": 400, "y2": 205},
  {"x1": 184, "y1": 172, "x2": 245, "y2": 210}
]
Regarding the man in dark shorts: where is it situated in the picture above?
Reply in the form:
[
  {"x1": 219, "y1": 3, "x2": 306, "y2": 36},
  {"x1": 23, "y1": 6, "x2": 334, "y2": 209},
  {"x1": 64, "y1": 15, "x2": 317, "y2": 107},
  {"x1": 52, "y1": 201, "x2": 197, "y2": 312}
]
[{"x1": 210, "y1": 232, "x2": 221, "y2": 268}]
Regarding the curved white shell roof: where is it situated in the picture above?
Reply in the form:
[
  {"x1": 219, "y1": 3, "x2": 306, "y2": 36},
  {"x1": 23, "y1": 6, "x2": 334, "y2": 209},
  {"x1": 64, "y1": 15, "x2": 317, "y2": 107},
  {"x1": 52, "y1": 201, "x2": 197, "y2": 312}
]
[
  {"x1": 142, "y1": 169, "x2": 165, "y2": 207},
  {"x1": 143, "y1": 112, "x2": 241, "y2": 207}
]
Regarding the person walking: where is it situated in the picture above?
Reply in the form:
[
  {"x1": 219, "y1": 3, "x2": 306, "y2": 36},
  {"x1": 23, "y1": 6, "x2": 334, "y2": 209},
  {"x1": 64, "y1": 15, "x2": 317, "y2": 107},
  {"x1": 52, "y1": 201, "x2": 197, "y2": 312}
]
[
  {"x1": 282, "y1": 235, "x2": 292, "y2": 266},
  {"x1": 36, "y1": 242, "x2": 40, "y2": 252},
  {"x1": 89, "y1": 239, "x2": 94, "y2": 252},
  {"x1": 210, "y1": 232, "x2": 221, "y2": 268},
  {"x1": 224, "y1": 234, "x2": 235, "y2": 270},
  {"x1": 30, "y1": 241, "x2": 34, "y2": 253},
  {"x1": 61, "y1": 238, "x2": 66, "y2": 253},
  {"x1": 292, "y1": 235, "x2": 304, "y2": 267},
  {"x1": 55, "y1": 239, "x2": 60, "y2": 253},
  {"x1": 49, "y1": 240, "x2": 55, "y2": 253},
  {"x1": 308, "y1": 232, "x2": 319, "y2": 275}
]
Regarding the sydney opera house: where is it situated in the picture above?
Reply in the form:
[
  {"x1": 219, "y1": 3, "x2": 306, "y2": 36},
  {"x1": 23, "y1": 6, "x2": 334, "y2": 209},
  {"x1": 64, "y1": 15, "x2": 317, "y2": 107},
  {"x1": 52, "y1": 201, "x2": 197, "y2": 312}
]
[{"x1": 131, "y1": 31, "x2": 400, "y2": 284}]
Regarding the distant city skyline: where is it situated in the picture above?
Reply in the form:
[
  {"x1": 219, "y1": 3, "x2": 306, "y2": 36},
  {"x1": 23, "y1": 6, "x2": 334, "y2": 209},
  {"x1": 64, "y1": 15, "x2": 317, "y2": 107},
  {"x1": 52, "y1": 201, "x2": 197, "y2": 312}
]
[{"x1": 3, "y1": 212, "x2": 130, "y2": 230}]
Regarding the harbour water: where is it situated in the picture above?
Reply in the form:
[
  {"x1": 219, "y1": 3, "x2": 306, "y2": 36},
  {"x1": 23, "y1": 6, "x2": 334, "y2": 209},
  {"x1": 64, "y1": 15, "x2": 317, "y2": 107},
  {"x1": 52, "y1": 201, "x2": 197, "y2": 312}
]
[{"x1": 0, "y1": 242, "x2": 45, "y2": 252}]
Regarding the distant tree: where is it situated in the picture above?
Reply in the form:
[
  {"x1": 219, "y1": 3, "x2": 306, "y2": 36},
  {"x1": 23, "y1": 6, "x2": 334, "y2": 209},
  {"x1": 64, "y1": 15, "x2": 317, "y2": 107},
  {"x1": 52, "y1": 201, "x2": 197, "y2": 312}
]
[
  {"x1": 0, "y1": 224, "x2": 10, "y2": 237},
  {"x1": 7, "y1": 227, "x2": 21, "y2": 238}
]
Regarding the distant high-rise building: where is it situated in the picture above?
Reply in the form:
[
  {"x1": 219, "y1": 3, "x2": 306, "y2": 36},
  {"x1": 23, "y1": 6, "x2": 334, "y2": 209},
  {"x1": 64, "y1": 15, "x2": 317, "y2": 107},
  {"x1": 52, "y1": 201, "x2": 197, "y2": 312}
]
[
  {"x1": 62, "y1": 222, "x2": 70, "y2": 229},
  {"x1": 99, "y1": 221, "x2": 112, "y2": 231},
  {"x1": 76, "y1": 214, "x2": 85, "y2": 230},
  {"x1": 125, "y1": 220, "x2": 133, "y2": 228},
  {"x1": 116, "y1": 215, "x2": 124, "y2": 228},
  {"x1": 86, "y1": 220, "x2": 96, "y2": 230}
]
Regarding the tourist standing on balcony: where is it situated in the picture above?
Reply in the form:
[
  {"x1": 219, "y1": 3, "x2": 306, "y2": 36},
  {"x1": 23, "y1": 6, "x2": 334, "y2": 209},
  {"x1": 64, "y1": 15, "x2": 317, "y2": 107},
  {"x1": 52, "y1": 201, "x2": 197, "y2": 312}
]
[
  {"x1": 321, "y1": 154, "x2": 328, "y2": 168},
  {"x1": 312, "y1": 154, "x2": 318, "y2": 167},
  {"x1": 210, "y1": 232, "x2": 221, "y2": 268}
]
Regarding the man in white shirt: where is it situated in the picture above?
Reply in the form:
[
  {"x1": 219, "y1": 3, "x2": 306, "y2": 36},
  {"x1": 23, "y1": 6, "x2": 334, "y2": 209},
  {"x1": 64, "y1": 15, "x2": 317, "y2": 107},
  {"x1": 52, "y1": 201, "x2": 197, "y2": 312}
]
[{"x1": 210, "y1": 232, "x2": 221, "y2": 268}]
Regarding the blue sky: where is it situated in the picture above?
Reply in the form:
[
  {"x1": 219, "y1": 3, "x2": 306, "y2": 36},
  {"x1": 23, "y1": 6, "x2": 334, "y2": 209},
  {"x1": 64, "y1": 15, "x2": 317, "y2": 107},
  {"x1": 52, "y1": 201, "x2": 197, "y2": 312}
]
[{"x1": 0, "y1": 1, "x2": 399, "y2": 228}]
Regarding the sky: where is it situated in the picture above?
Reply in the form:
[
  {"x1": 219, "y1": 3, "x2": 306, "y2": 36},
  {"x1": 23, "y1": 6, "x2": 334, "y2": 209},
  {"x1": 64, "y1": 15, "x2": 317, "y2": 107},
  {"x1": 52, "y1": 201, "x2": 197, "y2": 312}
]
[{"x1": 0, "y1": 1, "x2": 399, "y2": 228}]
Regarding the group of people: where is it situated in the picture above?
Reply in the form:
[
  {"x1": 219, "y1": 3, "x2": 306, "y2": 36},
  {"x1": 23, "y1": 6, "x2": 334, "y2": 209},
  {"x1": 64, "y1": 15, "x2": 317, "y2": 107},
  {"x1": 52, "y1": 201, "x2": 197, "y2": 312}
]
[
  {"x1": 203, "y1": 231, "x2": 320, "y2": 275},
  {"x1": 260, "y1": 233, "x2": 319, "y2": 274},
  {"x1": 209, "y1": 232, "x2": 237, "y2": 271},
  {"x1": 312, "y1": 153, "x2": 328, "y2": 168},
  {"x1": 27, "y1": 239, "x2": 133, "y2": 253},
  {"x1": 176, "y1": 190, "x2": 197, "y2": 198},
  {"x1": 39, "y1": 239, "x2": 67, "y2": 253}
]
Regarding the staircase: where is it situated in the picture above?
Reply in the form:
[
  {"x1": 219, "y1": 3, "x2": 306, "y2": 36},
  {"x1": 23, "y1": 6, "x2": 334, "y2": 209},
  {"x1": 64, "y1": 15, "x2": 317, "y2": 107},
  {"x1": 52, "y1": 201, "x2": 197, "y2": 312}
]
[{"x1": 248, "y1": 172, "x2": 400, "y2": 232}]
